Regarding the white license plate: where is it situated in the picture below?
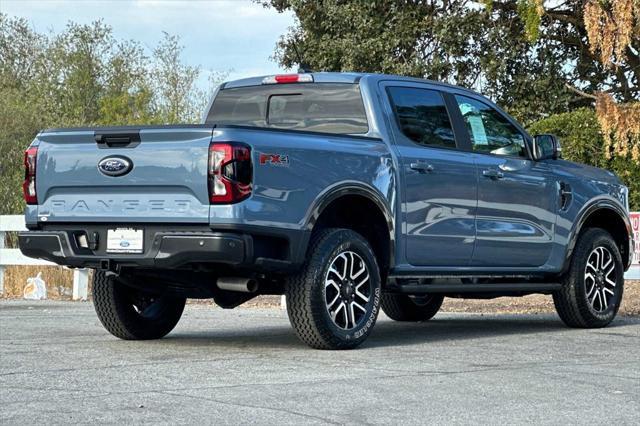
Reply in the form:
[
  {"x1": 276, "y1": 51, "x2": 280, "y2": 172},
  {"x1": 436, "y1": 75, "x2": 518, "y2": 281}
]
[{"x1": 106, "y1": 228, "x2": 144, "y2": 253}]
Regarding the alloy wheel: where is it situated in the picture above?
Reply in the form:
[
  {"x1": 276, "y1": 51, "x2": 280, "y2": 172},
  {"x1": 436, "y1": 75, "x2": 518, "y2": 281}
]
[
  {"x1": 584, "y1": 246, "x2": 617, "y2": 312},
  {"x1": 324, "y1": 251, "x2": 371, "y2": 329}
]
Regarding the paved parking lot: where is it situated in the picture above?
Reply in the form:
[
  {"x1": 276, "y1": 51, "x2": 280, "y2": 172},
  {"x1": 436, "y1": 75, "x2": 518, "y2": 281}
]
[{"x1": 1, "y1": 300, "x2": 639, "y2": 425}]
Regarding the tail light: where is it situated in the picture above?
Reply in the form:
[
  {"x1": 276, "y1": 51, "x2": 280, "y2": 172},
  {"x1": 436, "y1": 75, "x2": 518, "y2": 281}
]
[
  {"x1": 23, "y1": 146, "x2": 38, "y2": 205},
  {"x1": 208, "y1": 142, "x2": 252, "y2": 204}
]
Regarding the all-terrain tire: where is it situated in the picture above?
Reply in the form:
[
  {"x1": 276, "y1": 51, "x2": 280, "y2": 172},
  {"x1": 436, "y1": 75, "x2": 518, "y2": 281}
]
[
  {"x1": 553, "y1": 228, "x2": 624, "y2": 328},
  {"x1": 381, "y1": 293, "x2": 444, "y2": 321},
  {"x1": 93, "y1": 271, "x2": 186, "y2": 340},
  {"x1": 285, "y1": 228, "x2": 382, "y2": 350}
]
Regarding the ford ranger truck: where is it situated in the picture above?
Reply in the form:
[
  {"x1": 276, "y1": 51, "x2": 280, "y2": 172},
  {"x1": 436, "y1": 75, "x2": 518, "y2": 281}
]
[{"x1": 18, "y1": 72, "x2": 634, "y2": 349}]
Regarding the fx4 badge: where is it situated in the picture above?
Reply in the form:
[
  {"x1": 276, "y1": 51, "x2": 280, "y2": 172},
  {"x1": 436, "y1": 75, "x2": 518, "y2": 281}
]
[{"x1": 259, "y1": 153, "x2": 289, "y2": 167}]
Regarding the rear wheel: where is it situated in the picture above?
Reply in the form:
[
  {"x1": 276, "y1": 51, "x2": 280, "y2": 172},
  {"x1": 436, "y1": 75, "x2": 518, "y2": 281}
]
[
  {"x1": 553, "y1": 228, "x2": 624, "y2": 328},
  {"x1": 92, "y1": 271, "x2": 186, "y2": 340},
  {"x1": 381, "y1": 293, "x2": 444, "y2": 321},
  {"x1": 285, "y1": 228, "x2": 382, "y2": 350}
]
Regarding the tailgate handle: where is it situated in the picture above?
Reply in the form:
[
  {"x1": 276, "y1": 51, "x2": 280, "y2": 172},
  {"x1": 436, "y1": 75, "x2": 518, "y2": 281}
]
[{"x1": 95, "y1": 131, "x2": 141, "y2": 148}]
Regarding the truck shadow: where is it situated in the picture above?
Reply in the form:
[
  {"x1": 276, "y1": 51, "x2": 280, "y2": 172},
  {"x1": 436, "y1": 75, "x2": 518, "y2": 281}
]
[
  {"x1": 163, "y1": 314, "x2": 632, "y2": 349},
  {"x1": 365, "y1": 315, "x2": 568, "y2": 349}
]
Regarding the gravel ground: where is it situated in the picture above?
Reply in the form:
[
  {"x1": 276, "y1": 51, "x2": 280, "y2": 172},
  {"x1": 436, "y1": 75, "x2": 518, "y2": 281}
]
[
  {"x1": 241, "y1": 280, "x2": 640, "y2": 316},
  {"x1": 1, "y1": 300, "x2": 638, "y2": 425}
]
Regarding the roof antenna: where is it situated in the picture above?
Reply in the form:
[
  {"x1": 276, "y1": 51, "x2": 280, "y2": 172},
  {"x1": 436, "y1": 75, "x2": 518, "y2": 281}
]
[{"x1": 291, "y1": 41, "x2": 312, "y2": 73}]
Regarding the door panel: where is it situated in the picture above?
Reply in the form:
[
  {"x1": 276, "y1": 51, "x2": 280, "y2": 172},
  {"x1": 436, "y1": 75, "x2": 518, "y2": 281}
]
[
  {"x1": 450, "y1": 93, "x2": 557, "y2": 267},
  {"x1": 455, "y1": 95, "x2": 558, "y2": 268},
  {"x1": 401, "y1": 146, "x2": 477, "y2": 266},
  {"x1": 383, "y1": 84, "x2": 477, "y2": 267},
  {"x1": 473, "y1": 156, "x2": 556, "y2": 266}
]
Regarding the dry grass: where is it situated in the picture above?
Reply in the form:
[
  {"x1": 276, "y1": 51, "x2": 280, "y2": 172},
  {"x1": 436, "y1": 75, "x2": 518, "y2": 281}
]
[
  {"x1": 2, "y1": 266, "x2": 638, "y2": 316},
  {"x1": 440, "y1": 280, "x2": 640, "y2": 316},
  {"x1": 2, "y1": 266, "x2": 76, "y2": 300},
  {"x1": 244, "y1": 282, "x2": 640, "y2": 316},
  {"x1": 2, "y1": 266, "x2": 95, "y2": 300}
]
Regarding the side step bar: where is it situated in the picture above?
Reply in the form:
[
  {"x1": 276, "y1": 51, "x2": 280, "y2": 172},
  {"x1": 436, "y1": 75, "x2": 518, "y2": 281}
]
[{"x1": 389, "y1": 282, "x2": 562, "y2": 294}]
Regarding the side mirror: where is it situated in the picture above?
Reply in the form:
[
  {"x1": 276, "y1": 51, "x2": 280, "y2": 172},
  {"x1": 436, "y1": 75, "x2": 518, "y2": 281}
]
[{"x1": 533, "y1": 134, "x2": 561, "y2": 160}]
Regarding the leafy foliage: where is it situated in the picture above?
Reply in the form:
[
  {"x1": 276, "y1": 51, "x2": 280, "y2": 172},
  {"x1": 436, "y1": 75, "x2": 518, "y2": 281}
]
[
  {"x1": 517, "y1": 0, "x2": 544, "y2": 42},
  {"x1": 584, "y1": 0, "x2": 637, "y2": 68},
  {"x1": 0, "y1": 15, "x2": 226, "y2": 214},
  {"x1": 596, "y1": 94, "x2": 640, "y2": 161}
]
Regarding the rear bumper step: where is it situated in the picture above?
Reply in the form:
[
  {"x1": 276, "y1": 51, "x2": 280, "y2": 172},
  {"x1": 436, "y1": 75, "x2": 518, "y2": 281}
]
[{"x1": 18, "y1": 230, "x2": 248, "y2": 269}]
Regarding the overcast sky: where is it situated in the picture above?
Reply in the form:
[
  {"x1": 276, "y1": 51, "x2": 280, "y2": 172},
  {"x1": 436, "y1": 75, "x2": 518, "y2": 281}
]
[{"x1": 2, "y1": 0, "x2": 295, "y2": 85}]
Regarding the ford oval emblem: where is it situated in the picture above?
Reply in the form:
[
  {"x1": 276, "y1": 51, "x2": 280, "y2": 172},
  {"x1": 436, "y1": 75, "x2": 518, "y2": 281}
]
[{"x1": 98, "y1": 156, "x2": 132, "y2": 177}]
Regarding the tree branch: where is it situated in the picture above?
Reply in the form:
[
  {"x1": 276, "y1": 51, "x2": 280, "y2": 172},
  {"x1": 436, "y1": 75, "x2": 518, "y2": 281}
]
[
  {"x1": 545, "y1": 10, "x2": 583, "y2": 28},
  {"x1": 565, "y1": 83, "x2": 597, "y2": 100}
]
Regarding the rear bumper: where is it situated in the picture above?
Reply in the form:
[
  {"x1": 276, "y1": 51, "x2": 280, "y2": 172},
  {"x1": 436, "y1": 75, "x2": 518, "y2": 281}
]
[
  {"x1": 19, "y1": 230, "x2": 247, "y2": 269},
  {"x1": 18, "y1": 225, "x2": 309, "y2": 272}
]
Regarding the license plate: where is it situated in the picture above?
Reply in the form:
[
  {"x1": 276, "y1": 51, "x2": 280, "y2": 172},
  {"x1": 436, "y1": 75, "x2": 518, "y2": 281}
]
[{"x1": 106, "y1": 228, "x2": 143, "y2": 253}]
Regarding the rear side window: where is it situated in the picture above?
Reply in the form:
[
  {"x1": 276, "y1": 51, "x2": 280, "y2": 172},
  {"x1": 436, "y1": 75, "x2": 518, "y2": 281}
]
[
  {"x1": 207, "y1": 83, "x2": 368, "y2": 134},
  {"x1": 387, "y1": 87, "x2": 456, "y2": 149}
]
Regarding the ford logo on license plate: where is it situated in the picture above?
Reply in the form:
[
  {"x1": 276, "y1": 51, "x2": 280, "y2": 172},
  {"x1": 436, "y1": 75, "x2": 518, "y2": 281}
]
[{"x1": 98, "y1": 156, "x2": 133, "y2": 177}]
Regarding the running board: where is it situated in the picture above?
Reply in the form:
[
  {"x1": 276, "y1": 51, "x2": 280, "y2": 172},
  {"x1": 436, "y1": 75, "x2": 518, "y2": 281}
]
[{"x1": 388, "y1": 282, "x2": 562, "y2": 294}]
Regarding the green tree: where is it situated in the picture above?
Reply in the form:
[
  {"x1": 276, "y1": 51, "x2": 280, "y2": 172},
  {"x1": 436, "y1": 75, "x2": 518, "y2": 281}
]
[{"x1": 152, "y1": 33, "x2": 206, "y2": 124}]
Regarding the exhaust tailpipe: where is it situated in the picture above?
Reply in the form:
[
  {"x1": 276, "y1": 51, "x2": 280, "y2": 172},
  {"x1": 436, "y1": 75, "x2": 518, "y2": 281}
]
[{"x1": 217, "y1": 277, "x2": 258, "y2": 293}]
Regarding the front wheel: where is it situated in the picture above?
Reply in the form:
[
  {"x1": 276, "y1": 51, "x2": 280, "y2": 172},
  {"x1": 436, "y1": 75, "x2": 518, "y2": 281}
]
[
  {"x1": 93, "y1": 271, "x2": 186, "y2": 340},
  {"x1": 553, "y1": 228, "x2": 624, "y2": 328},
  {"x1": 285, "y1": 228, "x2": 382, "y2": 350}
]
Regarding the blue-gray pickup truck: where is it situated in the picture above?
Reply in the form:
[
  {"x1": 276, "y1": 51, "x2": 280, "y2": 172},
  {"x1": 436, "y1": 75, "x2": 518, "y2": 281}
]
[{"x1": 19, "y1": 72, "x2": 634, "y2": 349}]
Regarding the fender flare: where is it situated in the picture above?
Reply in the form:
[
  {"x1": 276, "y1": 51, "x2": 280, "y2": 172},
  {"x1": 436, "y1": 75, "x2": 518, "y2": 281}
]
[
  {"x1": 563, "y1": 197, "x2": 632, "y2": 272},
  {"x1": 302, "y1": 181, "x2": 396, "y2": 265}
]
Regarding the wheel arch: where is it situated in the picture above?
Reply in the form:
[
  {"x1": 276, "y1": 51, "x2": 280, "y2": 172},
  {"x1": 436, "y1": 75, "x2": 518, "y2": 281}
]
[
  {"x1": 303, "y1": 182, "x2": 395, "y2": 277},
  {"x1": 564, "y1": 199, "x2": 632, "y2": 272}
]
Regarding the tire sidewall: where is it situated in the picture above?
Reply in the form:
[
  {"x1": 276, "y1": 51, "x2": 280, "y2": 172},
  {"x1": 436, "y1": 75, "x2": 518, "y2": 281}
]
[
  {"x1": 93, "y1": 271, "x2": 186, "y2": 340},
  {"x1": 573, "y1": 230, "x2": 624, "y2": 322},
  {"x1": 312, "y1": 231, "x2": 382, "y2": 344}
]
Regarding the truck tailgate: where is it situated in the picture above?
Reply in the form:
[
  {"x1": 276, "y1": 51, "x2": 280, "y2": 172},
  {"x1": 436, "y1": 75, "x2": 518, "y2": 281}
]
[{"x1": 35, "y1": 126, "x2": 213, "y2": 223}]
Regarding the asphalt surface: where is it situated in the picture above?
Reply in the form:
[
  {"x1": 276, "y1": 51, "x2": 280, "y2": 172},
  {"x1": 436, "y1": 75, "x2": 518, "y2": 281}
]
[{"x1": 1, "y1": 300, "x2": 639, "y2": 425}]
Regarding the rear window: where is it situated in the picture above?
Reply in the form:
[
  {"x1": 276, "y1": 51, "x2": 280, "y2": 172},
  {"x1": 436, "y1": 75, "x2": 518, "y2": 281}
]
[{"x1": 206, "y1": 83, "x2": 369, "y2": 134}]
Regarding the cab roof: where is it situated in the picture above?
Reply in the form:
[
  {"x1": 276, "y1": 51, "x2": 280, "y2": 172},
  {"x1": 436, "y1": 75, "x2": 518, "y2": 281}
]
[{"x1": 221, "y1": 71, "x2": 473, "y2": 95}]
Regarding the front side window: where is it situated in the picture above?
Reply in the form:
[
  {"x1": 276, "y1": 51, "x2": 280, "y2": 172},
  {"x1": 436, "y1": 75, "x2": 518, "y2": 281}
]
[
  {"x1": 454, "y1": 95, "x2": 527, "y2": 158},
  {"x1": 387, "y1": 87, "x2": 456, "y2": 149}
]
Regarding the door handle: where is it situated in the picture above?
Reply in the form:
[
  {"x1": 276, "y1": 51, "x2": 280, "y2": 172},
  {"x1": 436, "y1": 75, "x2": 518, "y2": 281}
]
[
  {"x1": 482, "y1": 169, "x2": 504, "y2": 179},
  {"x1": 410, "y1": 162, "x2": 434, "y2": 174}
]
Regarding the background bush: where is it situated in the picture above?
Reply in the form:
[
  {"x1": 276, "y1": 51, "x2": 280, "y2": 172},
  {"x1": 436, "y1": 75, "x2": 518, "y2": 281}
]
[{"x1": 528, "y1": 108, "x2": 640, "y2": 210}]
